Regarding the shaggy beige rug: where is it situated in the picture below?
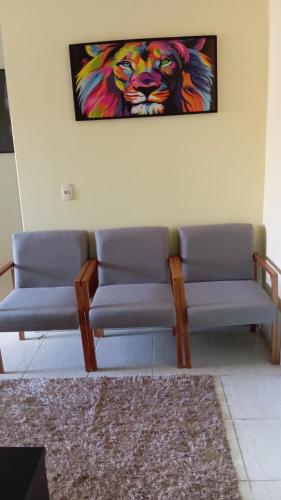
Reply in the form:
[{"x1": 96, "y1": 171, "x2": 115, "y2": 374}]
[{"x1": 0, "y1": 376, "x2": 240, "y2": 500}]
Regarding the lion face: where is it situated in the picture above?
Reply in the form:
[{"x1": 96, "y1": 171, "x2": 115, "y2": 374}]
[
  {"x1": 111, "y1": 42, "x2": 180, "y2": 116},
  {"x1": 75, "y1": 38, "x2": 214, "y2": 119}
]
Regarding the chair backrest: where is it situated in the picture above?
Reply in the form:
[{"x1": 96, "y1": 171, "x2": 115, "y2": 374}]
[
  {"x1": 13, "y1": 230, "x2": 88, "y2": 288},
  {"x1": 179, "y1": 223, "x2": 254, "y2": 282},
  {"x1": 95, "y1": 226, "x2": 170, "y2": 285}
]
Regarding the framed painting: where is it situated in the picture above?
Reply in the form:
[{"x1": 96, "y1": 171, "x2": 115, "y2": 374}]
[
  {"x1": 69, "y1": 35, "x2": 217, "y2": 121},
  {"x1": 0, "y1": 69, "x2": 14, "y2": 152}
]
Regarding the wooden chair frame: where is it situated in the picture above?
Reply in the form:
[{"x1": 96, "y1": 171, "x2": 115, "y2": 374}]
[
  {"x1": 253, "y1": 252, "x2": 279, "y2": 365},
  {"x1": 169, "y1": 257, "x2": 191, "y2": 368},
  {"x1": 76, "y1": 259, "x2": 183, "y2": 370},
  {"x1": 170, "y1": 252, "x2": 280, "y2": 368},
  {"x1": 0, "y1": 260, "x2": 97, "y2": 373},
  {"x1": 74, "y1": 260, "x2": 98, "y2": 371}
]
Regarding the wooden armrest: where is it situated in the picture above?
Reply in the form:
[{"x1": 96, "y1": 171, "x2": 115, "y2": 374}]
[
  {"x1": 169, "y1": 256, "x2": 184, "y2": 282},
  {"x1": 74, "y1": 260, "x2": 91, "y2": 284},
  {"x1": 254, "y1": 253, "x2": 278, "y2": 279},
  {"x1": 75, "y1": 260, "x2": 98, "y2": 312},
  {"x1": 253, "y1": 253, "x2": 278, "y2": 307},
  {"x1": 0, "y1": 261, "x2": 14, "y2": 278},
  {"x1": 80, "y1": 259, "x2": 98, "y2": 284},
  {"x1": 169, "y1": 256, "x2": 187, "y2": 306}
]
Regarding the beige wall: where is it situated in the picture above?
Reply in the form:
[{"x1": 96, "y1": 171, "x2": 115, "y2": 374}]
[
  {"x1": 264, "y1": 0, "x2": 281, "y2": 271},
  {"x1": 0, "y1": 30, "x2": 22, "y2": 266},
  {"x1": 0, "y1": 0, "x2": 268, "y2": 251}
]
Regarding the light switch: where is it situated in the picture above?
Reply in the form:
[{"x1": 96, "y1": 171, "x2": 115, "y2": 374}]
[{"x1": 61, "y1": 184, "x2": 74, "y2": 201}]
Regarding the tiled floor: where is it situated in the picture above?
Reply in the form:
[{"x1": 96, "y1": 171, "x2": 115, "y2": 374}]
[{"x1": 1, "y1": 323, "x2": 281, "y2": 499}]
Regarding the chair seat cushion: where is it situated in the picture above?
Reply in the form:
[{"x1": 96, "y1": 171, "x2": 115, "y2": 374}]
[
  {"x1": 0, "y1": 287, "x2": 79, "y2": 332},
  {"x1": 89, "y1": 284, "x2": 176, "y2": 329},
  {"x1": 185, "y1": 280, "x2": 275, "y2": 331}
]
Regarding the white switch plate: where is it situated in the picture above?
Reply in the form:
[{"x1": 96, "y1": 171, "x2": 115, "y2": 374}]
[{"x1": 61, "y1": 184, "x2": 74, "y2": 201}]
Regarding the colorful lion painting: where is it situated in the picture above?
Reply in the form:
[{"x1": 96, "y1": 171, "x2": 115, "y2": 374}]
[{"x1": 69, "y1": 36, "x2": 217, "y2": 120}]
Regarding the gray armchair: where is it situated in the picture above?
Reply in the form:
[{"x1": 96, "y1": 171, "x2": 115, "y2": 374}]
[
  {"x1": 0, "y1": 230, "x2": 96, "y2": 373},
  {"x1": 76, "y1": 226, "x2": 180, "y2": 369},
  {"x1": 170, "y1": 224, "x2": 279, "y2": 367}
]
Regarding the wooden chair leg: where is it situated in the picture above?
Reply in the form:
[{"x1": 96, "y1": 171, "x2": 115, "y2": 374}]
[
  {"x1": 86, "y1": 323, "x2": 97, "y2": 371},
  {"x1": 176, "y1": 327, "x2": 183, "y2": 369},
  {"x1": 19, "y1": 331, "x2": 25, "y2": 340},
  {"x1": 0, "y1": 349, "x2": 4, "y2": 374},
  {"x1": 181, "y1": 308, "x2": 191, "y2": 368},
  {"x1": 250, "y1": 324, "x2": 257, "y2": 333},
  {"x1": 172, "y1": 327, "x2": 176, "y2": 336},
  {"x1": 79, "y1": 312, "x2": 97, "y2": 371},
  {"x1": 271, "y1": 321, "x2": 280, "y2": 365},
  {"x1": 94, "y1": 329, "x2": 104, "y2": 338}
]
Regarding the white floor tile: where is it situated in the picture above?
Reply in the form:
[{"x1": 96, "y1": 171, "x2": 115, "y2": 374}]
[
  {"x1": 209, "y1": 326, "x2": 264, "y2": 345},
  {"x1": 152, "y1": 329, "x2": 276, "y2": 376},
  {"x1": 250, "y1": 481, "x2": 281, "y2": 500},
  {"x1": 214, "y1": 377, "x2": 231, "y2": 420},
  {"x1": 239, "y1": 481, "x2": 254, "y2": 500},
  {"x1": 42, "y1": 329, "x2": 80, "y2": 339},
  {"x1": 216, "y1": 343, "x2": 280, "y2": 376},
  {"x1": 88, "y1": 332, "x2": 153, "y2": 376},
  {"x1": 222, "y1": 375, "x2": 281, "y2": 419},
  {"x1": 0, "y1": 343, "x2": 41, "y2": 379},
  {"x1": 23, "y1": 335, "x2": 88, "y2": 378},
  {"x1": 0, "y1": 331, "x2": 44, "y2": 346},
  {"x1": 234, "y1": 419, "x2": 281, "y2": 480},
  {"x1": 152, "y1": 329, "x2": 218, "y2": 375},
  {"x1": 224, "y1": 419, "x2": 248, "y2": 480},
  {"x1": 42, "y1": 329, "x2": 99, "y2": 349}
]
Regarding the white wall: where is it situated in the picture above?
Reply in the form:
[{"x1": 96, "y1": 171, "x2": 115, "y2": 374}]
[
  {"x1": 264, "y1": 0, "x2": 281, "y2": 284},
  {"x1": 0, "y1": 29, "x2": 22, "y2": 266},
  {"x1": 0, "y1": 0, "x2": 268, "y2": 253}
]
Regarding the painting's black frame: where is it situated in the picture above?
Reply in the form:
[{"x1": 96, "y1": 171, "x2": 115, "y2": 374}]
[
  {"x1": 0, "y1": 69, "x2": 14, "y2": 153},
  {"x1": 69, "y1": 34, "x2": 217, "y2": 121}
]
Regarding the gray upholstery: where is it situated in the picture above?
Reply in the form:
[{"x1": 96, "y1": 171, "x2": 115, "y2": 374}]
[
  {"x1": 95, "y1": 226, "x2": 170, "y2": 285},
  {"x1": 13, "y1": 230, "x2": 88, "y2": 288},
  {"x1": 89, "y1": 284, "x2": 175, "y2": 329},
  {"x1": 185, "y1": 281, "x2": 275, "y2": 331},
  {"x1": 0, "y1": 287, "x2": 79, "y2": 332},
  {"x1": 179, "y1": 224, "x2": 254, "y2": 282}
]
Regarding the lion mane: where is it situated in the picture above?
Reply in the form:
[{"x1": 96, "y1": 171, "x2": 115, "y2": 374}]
[{"x1": 75, "y1": 38, "x2": 214, "y2": 118}]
